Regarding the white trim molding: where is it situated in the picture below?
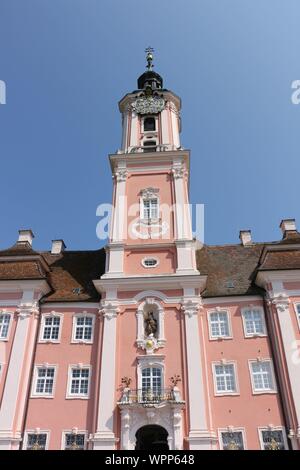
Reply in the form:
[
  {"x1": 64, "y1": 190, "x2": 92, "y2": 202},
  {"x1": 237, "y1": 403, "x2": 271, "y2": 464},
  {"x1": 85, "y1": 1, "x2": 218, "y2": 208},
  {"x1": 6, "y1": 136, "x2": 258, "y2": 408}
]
[
  {"x1": 61, "y1": 429, "x2": 89, "y2": 450},
  {"x1": 293, "y1": 302, "x2": 300, "y2": 331},
  {"x1": 212, "y1": 360, "x2": 239, "y2": 396},
  {"x1": 66, "y1": 364, "x2": 92, "y2": 400},
  {"x1": 218, "y1": 426, "x2": 247, "y2": 450},
  {"x1": 241, "y1": 305, "x2": 267, "y2": 338},
  {"x1": 71, "y1": 312, "x2": 95, "y2": 344},
  {"x1": 248, "y1": 358, "x2": 277, "y2": 395},
  {"x1": 257, "y1": 426, "x2": 288, "y2": 450},
  {"x1": 39, "y1": 311, "x2": 63, "y2": 344},
  {"x1": 207, "y1": 308, "x2": 233, "y2": 341},
  {"x1": 22, "y1": 429, "x2": 50, "y2": 450},
  {"x1": 0, "y1": 310, "x2": 14, "y2": 341},
  {"x1": 30, "y1": 364, "x2": 58, "y2": 399}
]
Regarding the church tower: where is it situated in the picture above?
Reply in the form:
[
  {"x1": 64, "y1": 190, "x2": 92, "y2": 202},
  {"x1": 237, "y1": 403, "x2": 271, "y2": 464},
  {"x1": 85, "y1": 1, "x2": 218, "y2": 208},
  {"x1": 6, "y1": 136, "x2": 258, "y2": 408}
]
[{"x1": 93, "y1": 50, "x2": 213, "y2": 450}]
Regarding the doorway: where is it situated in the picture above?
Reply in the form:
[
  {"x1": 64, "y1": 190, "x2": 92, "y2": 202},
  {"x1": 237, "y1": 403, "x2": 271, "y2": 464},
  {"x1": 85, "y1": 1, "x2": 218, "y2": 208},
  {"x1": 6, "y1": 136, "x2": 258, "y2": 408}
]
[{"x1": 135, "y1": 425, "x2": 169, "y2": 451}]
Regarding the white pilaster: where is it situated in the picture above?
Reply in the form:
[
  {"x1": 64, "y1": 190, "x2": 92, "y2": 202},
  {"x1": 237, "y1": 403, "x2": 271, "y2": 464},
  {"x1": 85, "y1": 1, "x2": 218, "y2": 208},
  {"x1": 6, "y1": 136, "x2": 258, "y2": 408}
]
[
  {"x1": 181, "y1": 293, "x2": 216, "y2": 449},
  {"x1": 93, "y1": 300, "x2": 119, "y2": 450},
  {"x1": 270, "y1": 284, "x2": 300, "y2": 435},
  {"x1": 0, "y1": 292, "x2": 39, "y2": 450}
]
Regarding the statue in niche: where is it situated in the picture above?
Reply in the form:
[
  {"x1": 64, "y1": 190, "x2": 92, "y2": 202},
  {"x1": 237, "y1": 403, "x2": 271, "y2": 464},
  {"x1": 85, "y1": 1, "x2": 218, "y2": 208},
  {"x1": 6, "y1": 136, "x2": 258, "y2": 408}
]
[{"x1": 144, "y1": 311, "x2": 158, "y2": 337}]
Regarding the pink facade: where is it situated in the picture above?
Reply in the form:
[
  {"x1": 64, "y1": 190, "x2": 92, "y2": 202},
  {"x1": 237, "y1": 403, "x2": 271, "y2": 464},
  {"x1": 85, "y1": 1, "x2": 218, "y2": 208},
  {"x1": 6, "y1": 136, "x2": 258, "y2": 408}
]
[{"x1": 0, "y1": 56, "x2": 300, "y2": 451}]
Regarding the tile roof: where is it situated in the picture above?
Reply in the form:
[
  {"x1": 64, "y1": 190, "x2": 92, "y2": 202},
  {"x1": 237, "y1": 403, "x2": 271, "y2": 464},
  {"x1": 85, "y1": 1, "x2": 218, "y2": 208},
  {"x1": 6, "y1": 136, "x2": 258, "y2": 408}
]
[
  {"x1": 0, "y1": 233, "x2": 300, "y2": 301},
  {"x1": 41, "y1": 249, "x2": 106, "y2": 302},
  {"x1": 196, "y1": 244, "x2": 264, "y2": 298}
]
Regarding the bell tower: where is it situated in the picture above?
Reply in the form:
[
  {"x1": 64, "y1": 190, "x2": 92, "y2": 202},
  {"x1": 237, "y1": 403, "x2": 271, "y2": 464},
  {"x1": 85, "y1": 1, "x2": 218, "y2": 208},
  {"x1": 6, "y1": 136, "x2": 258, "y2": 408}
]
[
  {"x1": 103, "y1": 49, "x2": 199, "y2": 278},
  {"x1": 93, "y1": 51, "x2": 211, "y2": 451}
]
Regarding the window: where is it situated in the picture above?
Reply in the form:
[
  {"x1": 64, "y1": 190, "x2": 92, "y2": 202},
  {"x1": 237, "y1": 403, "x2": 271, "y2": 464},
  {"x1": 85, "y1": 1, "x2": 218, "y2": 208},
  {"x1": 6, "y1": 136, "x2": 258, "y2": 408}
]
[
  {"x1": 242, "y1": 308, "x2": 266, "y2": 337},
  {"x1": 143, "y1": 140, "x2": 156, "y2": 152},
  {"x1": 64, "y1": 433, "x2": 86, "y2": 450},
  {"x1": 0, "y1": 313, "x2": 11, "y2": 340},
  {"x1": 142, "y1": 257, "x2": 158, "y2": 268},
  {"x1": 143, "y1": 198, "x2": 158, "y2": 220},
  {"x1": 259, "y1": 429, "x2": 287, "y2": 450},
  {"x1": 26, "y1": 433, "x2": 48, "y2": 450},
  {"x1": 295, "y1": 304, "x2": 300, "y2": 329},
  {"x1": 41, "y1": 315, "x2": 61, "y2": 342},
  {"x1": 73, "y1": 315, "x2": 94, "y2": 343},
  {"x1": 143, "y1": 117, "x2": 156, "y2": 132},
  {"x1": 213, "y1": 363, "x2": 237, "y2": 394},
  {"x1": 209, "y1": 311, "x2": 231, "y2": 339},
  {"x1": 220, "y1": 431, "x2": 244, "y2": 450},
  {"x1": 33, "y1": 366, "x2": 56, "y2": 397},
  {"x1": 141, "y1": 367, "x2": 162, "y2": 400},
  {"x1": 68, "y1": 367, "x2": 90, "y2": 398},
  {"x1": 250, "y1": 360, "x2": 276, "y2": 393}
]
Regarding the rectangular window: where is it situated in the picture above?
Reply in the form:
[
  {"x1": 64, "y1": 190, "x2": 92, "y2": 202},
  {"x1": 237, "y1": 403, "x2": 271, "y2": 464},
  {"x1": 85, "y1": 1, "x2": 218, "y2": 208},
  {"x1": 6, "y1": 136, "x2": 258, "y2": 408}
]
[
  {"x1": 243, "y1": 309, "x2": 266, "y2": 336},
  {"x1": 250, "y1": 360, "x2": 275, "y2": 392},
  {"x1": 0, "y1": 314, "x2": 11, "y2": 339},
  {"x1": 143, "y1": 198, "x2": 158, "y2": 220},
  {"x1": 209, "y1": 311, "x2": 230, "y2": 338},
  {"x1": 34, "y1": 367, "x2": 55, "y2": 396},
  {"x1": 260, "y1": 430, "x2": 286, "y2": 450},
  {"x1": 221, "y1": 431, "x2": 244, "y2": 450},
  {"x1": 74, "y1": 316, "x2": 93, "y2": 342},
  {"x1": 69, "y1": 368, "x2": 90, "y2": 397},
  {"x1": 214, "y1": 363, "x2": 237, "y2": 394},
  {"x1": 296, "y1": 304, "x2": 300, "y2": 328},
  {"x1": 64, "y1": 433, "x2": 86, "y2": 450},
  {"x1": 26, "y1": 433, "x2": 47, "y2": 450},
  {"x1": 42, "y1": 316, "x2": 61, "y2": 341}
]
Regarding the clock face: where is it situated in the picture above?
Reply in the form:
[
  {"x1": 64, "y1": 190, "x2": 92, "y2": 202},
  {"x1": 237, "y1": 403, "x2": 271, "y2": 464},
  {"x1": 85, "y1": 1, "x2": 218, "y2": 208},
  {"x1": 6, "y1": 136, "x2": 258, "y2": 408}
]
[{"x1": 132, "y1": 96, "x2": 165, "y2": 115}]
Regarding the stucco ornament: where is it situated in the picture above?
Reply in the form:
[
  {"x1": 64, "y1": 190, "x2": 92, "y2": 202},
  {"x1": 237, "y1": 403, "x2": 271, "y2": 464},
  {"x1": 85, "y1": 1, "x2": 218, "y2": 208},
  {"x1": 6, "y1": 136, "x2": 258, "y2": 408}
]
[{"x1": 132, "y1": 96, "x2": 165, "y2": 115}]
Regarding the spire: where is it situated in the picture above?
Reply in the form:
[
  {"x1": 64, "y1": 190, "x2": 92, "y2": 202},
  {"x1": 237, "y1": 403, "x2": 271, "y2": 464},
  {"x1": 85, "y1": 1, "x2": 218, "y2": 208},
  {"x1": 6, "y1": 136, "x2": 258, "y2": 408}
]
[{"x1": 137, "y1": 48, "x2": 163, "y2": 90}]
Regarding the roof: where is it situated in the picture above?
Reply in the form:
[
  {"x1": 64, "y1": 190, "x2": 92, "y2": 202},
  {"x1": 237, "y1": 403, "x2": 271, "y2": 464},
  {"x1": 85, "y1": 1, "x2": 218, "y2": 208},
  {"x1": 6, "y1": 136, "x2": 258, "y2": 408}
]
[
  {"x1": 0, "y1": 231, "x2": 300, "y2": 302},
  {"x1": 41, "y1": 249, "x2": 105, "y2": 302},
  {"x1": 196, "y1": 244, "x2": 264, "y2": 298}
]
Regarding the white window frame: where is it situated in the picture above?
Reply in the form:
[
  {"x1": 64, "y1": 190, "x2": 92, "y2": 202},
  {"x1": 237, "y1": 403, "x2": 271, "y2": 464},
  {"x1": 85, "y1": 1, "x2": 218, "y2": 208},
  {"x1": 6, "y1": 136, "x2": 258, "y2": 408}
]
[
  {"x1": 258, "y1": 426, "x2": 288, "y2": 450},
  {"x1": 39, "y1": 312, "x2": 63, "y2": 343},
  {"x1": 218, "y1": 427, "x2": 247, "y2": 450},
  {"x1": 141, "y1": 196, "x2": 159, "y2": 221},
  {"x1": 137, "y1": 355, "x2": 165, "y2": 391},
  {"x1": 71, "y1": 313, "x2": 95, "y2": 344},
  {"x1": 23, "y1": 430, "x2": 50, "y2": 450},
  {"x1": 142, "y1": 115, "x2": 157, "y2": 133},
  {"x1": 293, "y1": 303, "x2": 300, "y2": 331},
  {"x1": 66, "y1": 364, "x2": 91, "y2": 399},
  {"x1": 248, "y1": 359, "x2": 277, "y2": 394},
  {"x1": 207, "y1": 309, "x2": 232, "y2": 340},
  {"x1": 241, "y1": 306, "x2": 267, "y2": 338},
  {"x1": 141, "y1": 257, "x2": 159, "y2": 268},
  {"x1": 31, "y1": 364, "x2": 57, "y2": 398},
  {"x1": 61, "y1": 430, "x2": 88, "y2": 450},
  {"x1": 0, "y1": 310, "x2": 13, "y2": 341},
  {"x1": 212, "y1": 361, "x2": 239, "y2": 396}
]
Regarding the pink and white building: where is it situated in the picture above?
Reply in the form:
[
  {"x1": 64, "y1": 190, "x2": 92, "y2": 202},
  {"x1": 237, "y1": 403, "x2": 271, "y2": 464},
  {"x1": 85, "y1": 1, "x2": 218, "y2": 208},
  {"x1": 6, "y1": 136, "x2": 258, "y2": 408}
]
[{"x1": 0, "y1": 54, "x2": 300, "y2": 451}]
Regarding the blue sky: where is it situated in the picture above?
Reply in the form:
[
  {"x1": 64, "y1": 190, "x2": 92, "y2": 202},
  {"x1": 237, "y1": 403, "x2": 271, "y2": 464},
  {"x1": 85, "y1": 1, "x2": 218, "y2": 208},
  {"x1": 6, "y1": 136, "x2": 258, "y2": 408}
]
[{"x1": 0, "y1": 0, "x2": 299, "y2": 251}]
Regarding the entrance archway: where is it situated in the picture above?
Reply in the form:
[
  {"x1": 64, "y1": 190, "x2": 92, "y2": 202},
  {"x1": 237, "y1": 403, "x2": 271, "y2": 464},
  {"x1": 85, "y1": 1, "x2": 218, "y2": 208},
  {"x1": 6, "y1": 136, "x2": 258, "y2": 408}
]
[{"x1": 135, "y1": 425, "x2": 169, "y2": 451}]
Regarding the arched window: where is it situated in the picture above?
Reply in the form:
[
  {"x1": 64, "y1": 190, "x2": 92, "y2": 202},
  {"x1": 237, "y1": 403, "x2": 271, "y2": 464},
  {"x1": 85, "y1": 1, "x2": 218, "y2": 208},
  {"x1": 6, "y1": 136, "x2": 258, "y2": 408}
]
[{"x1": 143, "y1": 117, "x2": 156, "y2": 132}]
